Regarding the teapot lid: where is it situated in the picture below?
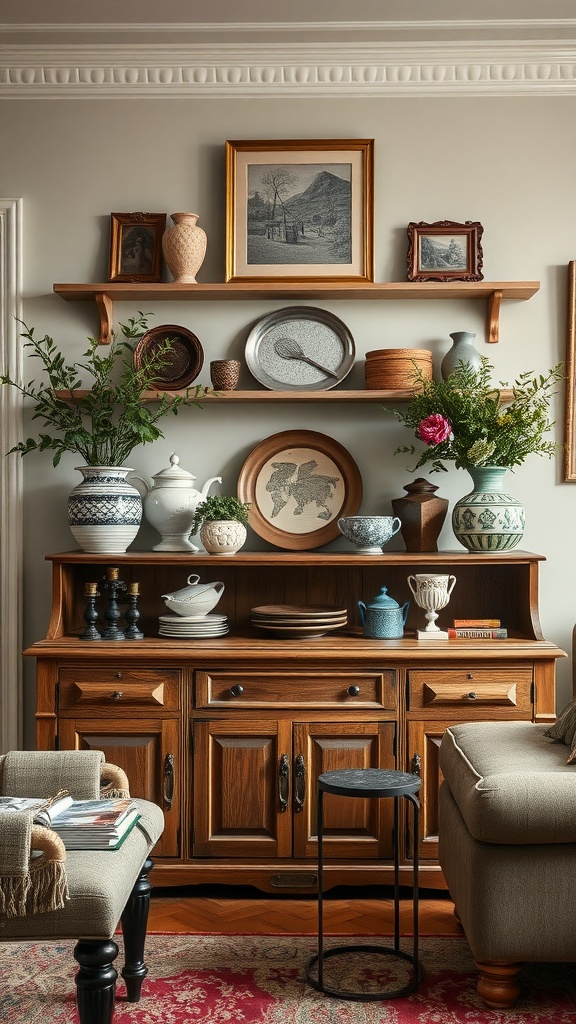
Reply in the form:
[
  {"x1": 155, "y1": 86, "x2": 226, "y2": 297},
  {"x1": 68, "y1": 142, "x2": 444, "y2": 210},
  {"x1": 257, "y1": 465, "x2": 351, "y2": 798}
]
[
  {"x1": 152, "y1": 453, "x2": 196, "y2": 484},
  {"x1": 369, "y1": 586, "x2": 400, "y2": 609}
]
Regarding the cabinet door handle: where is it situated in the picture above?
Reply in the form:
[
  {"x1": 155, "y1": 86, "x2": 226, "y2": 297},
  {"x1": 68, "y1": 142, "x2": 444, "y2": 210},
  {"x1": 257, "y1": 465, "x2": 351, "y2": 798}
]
[
  {"x1": 294, "y1": 754, "x2": 306, "y2": 813},
  {"x1": 229, "y1": 684, "x2": 244, "y2": 697},
  {"x1": 110, "y1": 690, "x2": 123, "y2": 700},
  {"x1": 411, "y1": 752, "x2": 422, "y2": 776},
  {"x1": 347, "y1": 685, "x2": 360, "y2": 697},
  {"x1": 163, "y1": 752, "x2": 175, "y2": 810},
  {"x1": 278, "y1": 753, "x2": 289, "y2": 812}
]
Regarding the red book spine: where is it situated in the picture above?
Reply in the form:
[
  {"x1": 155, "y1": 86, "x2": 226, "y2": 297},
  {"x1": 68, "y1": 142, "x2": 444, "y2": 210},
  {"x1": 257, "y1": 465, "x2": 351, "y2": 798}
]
[{"x1": 447, "y1": 627, "x2": 508, "y2": 639}]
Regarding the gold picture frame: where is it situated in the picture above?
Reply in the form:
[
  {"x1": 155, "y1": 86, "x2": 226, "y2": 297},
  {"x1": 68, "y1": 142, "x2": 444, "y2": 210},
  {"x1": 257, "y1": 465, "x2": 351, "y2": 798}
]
[
  {"x1": 564, "y1": 260, "x2": 576, "y2": 481},
  {"x1": 109, "y1": 212, "x2": 166, "y2": 283},
  {"x1": 237, "y1": 429, "x2": 363, "y2": 550},
  {"x1": 225, "y1": 139, "x2": 374, "y2": 284}
]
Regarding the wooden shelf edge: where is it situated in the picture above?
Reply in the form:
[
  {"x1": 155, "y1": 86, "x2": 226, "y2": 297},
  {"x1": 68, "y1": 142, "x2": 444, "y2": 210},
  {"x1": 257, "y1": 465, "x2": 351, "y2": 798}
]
[
  {"x1": 53, "y1": 387, "x2": 515, "y2": 404},
  {"x1": 53, "y1": 280, "x2": 540, "y2": 345}
]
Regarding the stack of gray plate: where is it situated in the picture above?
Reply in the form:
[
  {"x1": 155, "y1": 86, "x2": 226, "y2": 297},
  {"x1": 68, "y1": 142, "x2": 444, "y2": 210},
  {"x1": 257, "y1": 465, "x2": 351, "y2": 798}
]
[
  {"x1": 158, "y1": 613, "x2": 228, "y2": 638},
  {"x1": 251, "y1": 604, "x2": 347, "y2": 639}
]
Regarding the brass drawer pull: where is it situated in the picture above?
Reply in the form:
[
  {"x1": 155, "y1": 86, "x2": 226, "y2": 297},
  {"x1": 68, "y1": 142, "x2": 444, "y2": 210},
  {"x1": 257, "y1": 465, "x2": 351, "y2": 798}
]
[
  {"x1": 229, "y1": 684, "x2": 244, "y2": 697},
  {"x1": 110, "y1": 690, "x2": 123, "y2": 700}
]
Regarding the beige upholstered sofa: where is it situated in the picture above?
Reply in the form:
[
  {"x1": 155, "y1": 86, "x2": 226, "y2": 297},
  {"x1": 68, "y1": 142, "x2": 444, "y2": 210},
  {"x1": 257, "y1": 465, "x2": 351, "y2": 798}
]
[
  {"x1": 0, "y1": 750, "x2": 164, "y2": 1024},
  {"x1": 439, "y1": 720, "x2": 576, "y2": 1009}
]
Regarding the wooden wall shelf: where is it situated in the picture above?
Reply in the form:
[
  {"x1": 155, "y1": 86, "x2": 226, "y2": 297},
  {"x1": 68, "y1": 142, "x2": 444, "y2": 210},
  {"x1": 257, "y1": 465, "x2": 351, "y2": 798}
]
[
  {"x1": 55, "y1": 387, "x2": 515, "y2": 405},
  {"x1": 53, "y1": 281, "x2": 540, "y2": 345}
]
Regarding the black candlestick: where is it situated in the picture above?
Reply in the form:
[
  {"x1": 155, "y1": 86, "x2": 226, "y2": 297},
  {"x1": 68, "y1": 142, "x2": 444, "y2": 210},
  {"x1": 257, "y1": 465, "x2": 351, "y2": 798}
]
[
  {"x1": 100, "y1": 568, "x2": 127, "y2": 641},
  {"x1": 79, "y1": 584, "x2": 101, "y2": 641},
  {"x1": 124, "y1": 586, "x2": 144, "y2": 640}
]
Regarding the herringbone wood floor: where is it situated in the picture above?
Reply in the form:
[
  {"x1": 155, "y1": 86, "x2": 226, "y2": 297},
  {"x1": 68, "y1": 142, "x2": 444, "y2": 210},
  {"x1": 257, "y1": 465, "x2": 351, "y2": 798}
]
[{"x1": 148, "y1": 887, "x2": 460, "y2": 935}]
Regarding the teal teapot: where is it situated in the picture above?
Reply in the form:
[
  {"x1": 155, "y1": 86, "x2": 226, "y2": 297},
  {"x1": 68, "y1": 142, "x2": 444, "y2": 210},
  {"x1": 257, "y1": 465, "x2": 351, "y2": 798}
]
[{"x1": 358, "y1": 586, "x2": 409, "y2": 639}]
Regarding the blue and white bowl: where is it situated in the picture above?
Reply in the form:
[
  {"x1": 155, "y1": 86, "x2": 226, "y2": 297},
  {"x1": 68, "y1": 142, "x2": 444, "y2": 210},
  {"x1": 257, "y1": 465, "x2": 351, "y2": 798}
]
[{"x1": 337, "y1": 515, "x2": 402, "y2": 554}]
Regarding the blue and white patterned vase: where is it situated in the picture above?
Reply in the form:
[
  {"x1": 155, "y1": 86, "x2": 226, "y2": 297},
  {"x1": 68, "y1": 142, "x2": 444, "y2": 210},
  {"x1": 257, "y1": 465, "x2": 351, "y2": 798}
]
[
  {"x1": 67, "y1": 466, "x2": 143, "y2": 553},
  {"x1": 451, "y1": 466, "x2": 525, "y2": 552}
]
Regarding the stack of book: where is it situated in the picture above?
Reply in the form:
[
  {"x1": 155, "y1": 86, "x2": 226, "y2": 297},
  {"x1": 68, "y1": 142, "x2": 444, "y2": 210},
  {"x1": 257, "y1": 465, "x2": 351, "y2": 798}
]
[
  {"x1": 0, "y1": 794, "x2": 140, "y2": 850},
  {"x1": 447, "y1": 618, "x2": 507, "y2": 639}
]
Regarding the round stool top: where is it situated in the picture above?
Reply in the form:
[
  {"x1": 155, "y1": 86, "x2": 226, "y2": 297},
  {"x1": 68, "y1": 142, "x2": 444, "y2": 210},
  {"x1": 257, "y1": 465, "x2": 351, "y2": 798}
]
[{"x1": 318, "y1": 768, "x2": 421, "y2": 798}]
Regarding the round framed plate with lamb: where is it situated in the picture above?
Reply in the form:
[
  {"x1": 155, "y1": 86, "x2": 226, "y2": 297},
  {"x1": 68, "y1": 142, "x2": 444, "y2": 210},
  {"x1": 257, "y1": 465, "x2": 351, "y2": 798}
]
[{"x1": 237, "y1": 429, "x2": 362, "y2": 550}]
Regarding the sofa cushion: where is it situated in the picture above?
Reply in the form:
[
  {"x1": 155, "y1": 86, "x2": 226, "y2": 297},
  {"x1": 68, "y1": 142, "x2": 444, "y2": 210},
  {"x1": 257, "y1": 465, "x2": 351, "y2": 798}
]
[
  {"x1": 544, "y1": 697, "x2": 576, "y2": 749},
  {"x1": 439, "y1": 721, "x2": 576, "y2": 844}
]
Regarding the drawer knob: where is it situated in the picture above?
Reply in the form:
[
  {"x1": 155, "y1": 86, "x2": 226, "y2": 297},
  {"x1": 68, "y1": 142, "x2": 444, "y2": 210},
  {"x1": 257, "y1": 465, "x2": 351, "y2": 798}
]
[
  {"x1": 467, "y1": 691, "x2": 478, "y2": 700},
  {"x1": 347, "y1": 685, "x2": 361, "y2": 697},
  {"x1": 114, "y1": 672, "x2": 123, "y2": 679},
  {"x1": 229, "y1": 684, "x2": 244, "y2": 697},
  {"x1": 111, "y1": 690, "x2": 123, "y2": 700},
  {"x1": 467, "y1": 673, "x2": 474, "y2": 680}
]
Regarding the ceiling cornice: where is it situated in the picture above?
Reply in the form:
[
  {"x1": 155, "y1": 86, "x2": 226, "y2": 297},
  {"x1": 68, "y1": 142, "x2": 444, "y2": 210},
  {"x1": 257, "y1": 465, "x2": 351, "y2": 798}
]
[{"x1": 1, "y1": 40, "x2": 575, "y2": 97}]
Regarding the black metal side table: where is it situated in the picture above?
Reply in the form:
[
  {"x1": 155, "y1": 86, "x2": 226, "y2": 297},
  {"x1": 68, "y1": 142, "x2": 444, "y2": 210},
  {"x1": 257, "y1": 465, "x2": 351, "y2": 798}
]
[{"x1": 306, "y1": 768, "x2": 425, "y2": 1001}]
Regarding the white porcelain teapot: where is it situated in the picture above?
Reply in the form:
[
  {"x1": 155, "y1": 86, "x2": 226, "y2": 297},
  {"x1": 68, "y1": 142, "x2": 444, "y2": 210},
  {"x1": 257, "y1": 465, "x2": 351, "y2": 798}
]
[{"x1": 143, "y1": 454, "x2": 222, "y2": 551}]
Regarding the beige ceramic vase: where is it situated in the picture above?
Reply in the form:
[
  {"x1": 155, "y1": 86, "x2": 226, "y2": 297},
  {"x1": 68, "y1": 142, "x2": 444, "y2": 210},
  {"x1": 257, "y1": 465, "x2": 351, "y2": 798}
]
[{"x1": 162, "y1": 212, "x2": 207, "y2": 284}]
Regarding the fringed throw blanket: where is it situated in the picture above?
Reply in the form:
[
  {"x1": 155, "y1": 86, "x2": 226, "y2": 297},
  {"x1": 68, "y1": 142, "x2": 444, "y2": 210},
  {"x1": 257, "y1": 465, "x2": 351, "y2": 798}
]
[{"x1": 0, "y1": 812, "x2": 68, "y2": 918}]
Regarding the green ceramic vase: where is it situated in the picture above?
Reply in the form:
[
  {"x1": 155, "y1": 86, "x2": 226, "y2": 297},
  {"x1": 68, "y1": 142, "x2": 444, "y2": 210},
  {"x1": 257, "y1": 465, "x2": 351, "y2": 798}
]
[{"x1": 451, "y1": 466, "x2": 525, "y2": 552}]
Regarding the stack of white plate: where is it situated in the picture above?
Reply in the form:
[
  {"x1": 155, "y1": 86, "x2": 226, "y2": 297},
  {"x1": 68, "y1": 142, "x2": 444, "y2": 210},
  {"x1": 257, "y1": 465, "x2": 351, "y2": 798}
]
[
  {"x1": 251, "y1": 604, "x2": 348, "y2": 639},
  {"x1": 158, "y1": 613, "x2": 229, "y2": 638}
]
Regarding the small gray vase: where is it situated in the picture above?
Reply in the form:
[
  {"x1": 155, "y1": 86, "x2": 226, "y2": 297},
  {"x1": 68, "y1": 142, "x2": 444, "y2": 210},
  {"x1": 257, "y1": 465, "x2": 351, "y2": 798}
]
[{"x1": 441, "y1": 331, "x2": 482, "y2": 379}]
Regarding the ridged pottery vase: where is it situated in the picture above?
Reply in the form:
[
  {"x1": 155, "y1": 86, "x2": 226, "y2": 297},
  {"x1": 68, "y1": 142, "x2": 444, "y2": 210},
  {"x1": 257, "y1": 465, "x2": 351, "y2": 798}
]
[
  {"x1": 162, "y1": 212, "x2": 207, "y2": 284},
  {"x1": 452, "y1": 466, "x2": 525, "y2": 552},
  {"x1": 200, "y1": 520, "x2": 247, "y2": 556},
  {"x1": 441, "y1": 331, "x2": 482, "y2": 379},
  {"x1": 68, "y1": 466, "x2": 143, "y2": 553}
]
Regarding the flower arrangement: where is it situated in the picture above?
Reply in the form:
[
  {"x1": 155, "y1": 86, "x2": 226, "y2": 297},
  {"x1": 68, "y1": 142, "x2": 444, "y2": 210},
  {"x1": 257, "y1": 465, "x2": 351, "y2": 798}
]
[
  {"x1": 390, "y1": 357, "x2": 564, "y2": 473},
  {"x1": 0, "y1": 313, "x2": 207, "y2": 467}
]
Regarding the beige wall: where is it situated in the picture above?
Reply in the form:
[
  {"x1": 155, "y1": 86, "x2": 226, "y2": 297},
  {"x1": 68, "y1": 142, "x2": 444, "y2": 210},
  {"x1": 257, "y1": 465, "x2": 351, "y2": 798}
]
[{"x1": 1, "y1": 93, "x2": 574, "y2": 740}]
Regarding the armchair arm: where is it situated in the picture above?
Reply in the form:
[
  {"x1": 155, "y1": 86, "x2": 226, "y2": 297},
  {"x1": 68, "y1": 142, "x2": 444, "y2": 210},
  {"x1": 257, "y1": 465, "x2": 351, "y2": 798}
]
[
  {"x1": 100, "y1": 762, "x2": 130, "y2": 799},
  {"x1": 3, "y1": 750, "x2": 105, "y2": 800}
]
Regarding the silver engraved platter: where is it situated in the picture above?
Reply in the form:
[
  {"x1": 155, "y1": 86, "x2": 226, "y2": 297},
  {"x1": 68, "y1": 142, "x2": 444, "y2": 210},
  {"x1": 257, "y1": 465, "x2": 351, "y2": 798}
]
[{"x1": 244, "y1": 306, "x2": 355, "y2": 391}]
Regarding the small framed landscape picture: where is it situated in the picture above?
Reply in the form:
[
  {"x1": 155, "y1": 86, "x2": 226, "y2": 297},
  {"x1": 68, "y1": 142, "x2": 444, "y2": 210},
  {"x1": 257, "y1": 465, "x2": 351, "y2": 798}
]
[
  {"x1": 407, "y1": 220, "x2": 484, "y2": 282},
  {"x1": 109, "y1": 212, "x2": 166, "y2": 283},
  {"x1": 225, "y1": 139, "x2": 374, "y2": 283}
]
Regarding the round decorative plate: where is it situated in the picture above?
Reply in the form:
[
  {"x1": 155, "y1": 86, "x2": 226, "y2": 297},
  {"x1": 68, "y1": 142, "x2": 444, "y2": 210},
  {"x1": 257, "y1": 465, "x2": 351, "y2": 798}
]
[
  {"x1": 245, "y1": 306, "x2": 355, "y2": 391},
  {"x1": 133, "y1": 324, "x2": 204, "y2": 390}
]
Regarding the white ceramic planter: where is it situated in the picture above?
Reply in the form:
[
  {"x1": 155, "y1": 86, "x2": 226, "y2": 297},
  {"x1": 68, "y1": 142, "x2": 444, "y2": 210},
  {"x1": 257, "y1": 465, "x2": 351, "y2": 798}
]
[{"x1": 200, "y1": 520, "x2": 247, "y2": 556}]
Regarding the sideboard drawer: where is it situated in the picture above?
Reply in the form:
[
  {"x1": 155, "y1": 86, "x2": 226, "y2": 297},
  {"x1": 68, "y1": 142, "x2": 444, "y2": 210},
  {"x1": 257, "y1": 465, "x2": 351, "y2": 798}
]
[
  {"x1": 408, "y1": 666, "x2": 533, "y2": 717},
  {"x1": 58, "y1": 667, "x2": 181, "y2": 711},
  {"x1": 196, "y1": 669, "x2": 397, "y2": 709}
]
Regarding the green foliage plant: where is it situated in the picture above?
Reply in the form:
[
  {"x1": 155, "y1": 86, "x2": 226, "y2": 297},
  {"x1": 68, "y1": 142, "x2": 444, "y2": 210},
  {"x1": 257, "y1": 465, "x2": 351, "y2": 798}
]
[
  {"x1": 389, "y1": 356, "x2": 564, "y2": 474},
  {"x1": 0, "y1": 313, "x2": 208, "y2": 467},
  {"x1": 192, "y1": 495, "x2": 252, "y2": 534}
]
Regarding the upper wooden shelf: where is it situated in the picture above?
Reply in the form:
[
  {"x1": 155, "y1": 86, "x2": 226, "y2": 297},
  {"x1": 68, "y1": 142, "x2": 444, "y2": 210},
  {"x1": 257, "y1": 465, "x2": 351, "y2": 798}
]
[{"x1": 53, "y1": 280, "x2": 540, "y2": 345}]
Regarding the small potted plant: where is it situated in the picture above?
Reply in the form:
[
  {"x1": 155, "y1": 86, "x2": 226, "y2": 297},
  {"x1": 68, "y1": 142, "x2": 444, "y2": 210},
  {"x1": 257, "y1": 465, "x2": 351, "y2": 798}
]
[
  {"x1": 191, "y1": 495, "x2": 252, "y2": 556},
  {"x1": 0, "y1": 313, "x2": 208, "y2": 553}
]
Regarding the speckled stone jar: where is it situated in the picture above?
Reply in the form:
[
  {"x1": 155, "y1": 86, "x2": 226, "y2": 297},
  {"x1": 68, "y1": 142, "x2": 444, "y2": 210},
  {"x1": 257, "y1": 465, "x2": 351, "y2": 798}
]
[{"x1": 162, "y1": 213, "x2": 207, "y2": 284}]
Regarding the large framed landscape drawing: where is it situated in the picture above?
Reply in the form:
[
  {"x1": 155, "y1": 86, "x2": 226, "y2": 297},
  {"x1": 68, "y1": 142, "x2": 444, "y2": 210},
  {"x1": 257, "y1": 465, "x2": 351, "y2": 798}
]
[{"x1": 225, "y1": 139, "x2": 374, "y2": 283}]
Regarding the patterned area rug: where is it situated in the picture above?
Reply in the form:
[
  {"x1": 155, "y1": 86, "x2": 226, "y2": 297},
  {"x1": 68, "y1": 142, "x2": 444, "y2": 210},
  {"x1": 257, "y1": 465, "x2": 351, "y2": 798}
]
[{"x1": 1, "y1": 933, "x2": 575, "y2": 1023}]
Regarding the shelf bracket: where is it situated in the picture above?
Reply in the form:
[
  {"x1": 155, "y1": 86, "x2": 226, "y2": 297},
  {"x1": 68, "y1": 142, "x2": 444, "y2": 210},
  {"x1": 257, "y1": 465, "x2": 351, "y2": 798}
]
[
  {"x1": 95, "y1": 292, "x2": 113, "y2": 345},
  {"x1": 487, "y1": 290, "x2": 502, "y2": 343}
]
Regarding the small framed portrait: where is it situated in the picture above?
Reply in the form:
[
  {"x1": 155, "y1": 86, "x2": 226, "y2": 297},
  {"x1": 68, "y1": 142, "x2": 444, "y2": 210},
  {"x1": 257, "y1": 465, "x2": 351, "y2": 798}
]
[
  {"x1": 225, "y1": 139, "x2": 374, "y2": 284},
  {"x1": 407, "y1": 220, "x2": 484, "y2": 282},
  {"x1": 237, "y1": 429, "x2": 362, "y2": 550},
  {"x1": 109, "y1": 212, "x2": 166, "y2": 283}
]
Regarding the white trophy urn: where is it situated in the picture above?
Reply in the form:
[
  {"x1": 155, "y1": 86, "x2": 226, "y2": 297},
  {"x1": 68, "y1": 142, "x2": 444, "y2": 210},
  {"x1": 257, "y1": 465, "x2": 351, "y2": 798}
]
[{"x1": 407, "y1": 573, "x2": 456, "y2": 640}]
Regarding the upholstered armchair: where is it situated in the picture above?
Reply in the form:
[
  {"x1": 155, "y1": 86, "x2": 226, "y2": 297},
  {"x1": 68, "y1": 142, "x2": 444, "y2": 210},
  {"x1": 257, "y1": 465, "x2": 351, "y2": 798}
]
[{"x1": 0, "y1": 750, "x2": 164, "y2": 1024}]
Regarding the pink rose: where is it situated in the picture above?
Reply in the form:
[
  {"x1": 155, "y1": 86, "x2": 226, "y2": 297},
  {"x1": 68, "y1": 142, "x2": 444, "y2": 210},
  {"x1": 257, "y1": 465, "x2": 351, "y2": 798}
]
[{"x1": 416, "y1": 414, "x2": 452, "y2": 446}]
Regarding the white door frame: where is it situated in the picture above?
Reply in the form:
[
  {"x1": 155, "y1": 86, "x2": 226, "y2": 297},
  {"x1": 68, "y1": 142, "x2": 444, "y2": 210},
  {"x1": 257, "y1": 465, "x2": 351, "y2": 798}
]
[{"x1": 0, "y1": 198, "x2": 23, "y2": 752}]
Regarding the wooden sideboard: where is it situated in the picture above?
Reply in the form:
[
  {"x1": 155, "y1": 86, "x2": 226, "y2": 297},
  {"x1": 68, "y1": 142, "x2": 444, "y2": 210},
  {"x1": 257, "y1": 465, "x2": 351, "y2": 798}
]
[{"x1": 27, "y1": 548, "x2": 565, "y2": 891}]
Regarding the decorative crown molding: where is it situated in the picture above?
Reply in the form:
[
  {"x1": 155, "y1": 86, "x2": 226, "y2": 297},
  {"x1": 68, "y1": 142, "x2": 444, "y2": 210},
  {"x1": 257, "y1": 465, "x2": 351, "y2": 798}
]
[{"x1": 0, "y1": 41, "x2": 575, "y2": 96}]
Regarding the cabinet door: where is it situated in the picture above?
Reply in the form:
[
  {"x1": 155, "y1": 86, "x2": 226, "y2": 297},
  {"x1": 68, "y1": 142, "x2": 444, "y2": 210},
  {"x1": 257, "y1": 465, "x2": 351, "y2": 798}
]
[
  {"x1": 406, "y1": 719, "x2": 458, "y2": 862},
  {"x1": 192, "y1": 718, "x2": 293, "y2": 859},
  {"x1": 58, "y1": 717, "x2": 180, "y2": 858},
  {"x1": 292, "y1": 721, "x2": 396, "y2": 860}
]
